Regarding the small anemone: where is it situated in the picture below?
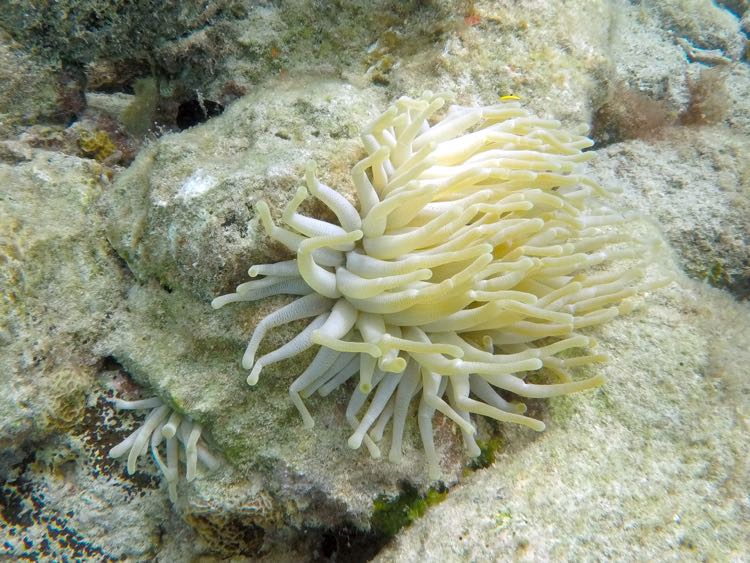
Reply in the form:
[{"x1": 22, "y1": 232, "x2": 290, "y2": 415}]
[{"x1": 109, "y1": 396, "x2": 220, "y2": 502}]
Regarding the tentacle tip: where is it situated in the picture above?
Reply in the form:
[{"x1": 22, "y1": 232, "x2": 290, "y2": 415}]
[
  {"x1": 383, "y1": 358, "x2": 407, "y2": 373},
  {"x1": 347, "y1": 436, "x2": 362, "y2": 450}
]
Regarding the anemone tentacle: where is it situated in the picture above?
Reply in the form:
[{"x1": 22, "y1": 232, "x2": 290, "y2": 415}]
[{"x1": 109, "y1": 397, "x2": 220, "y2": 502}]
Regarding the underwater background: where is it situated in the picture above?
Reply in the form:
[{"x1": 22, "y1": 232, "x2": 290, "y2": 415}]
[{"x1": 0, "y1": 1, "x2": 748, "y2": 561}]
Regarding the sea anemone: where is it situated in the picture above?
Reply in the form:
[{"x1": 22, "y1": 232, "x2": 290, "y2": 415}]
[
  {"x1": 214, "y1": 91, "x2": 659, "y2": 478},
  {"x1": 109, "y1": 396, "x2": 221, "y2": 501}
]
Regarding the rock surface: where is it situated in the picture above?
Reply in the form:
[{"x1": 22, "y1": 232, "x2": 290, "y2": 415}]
[
  {"x1": 0, "y1": 149, "x2": 125, "y2": 471},
  {"x1": 592, "y1": 125, "x2": 750, "y2": 299},
  {"x1": 101, "y1": 79, "x2": 384, "y2": 300},
  {"x1": 1, "y1": 0, "x2": 748, "y2": 560}
]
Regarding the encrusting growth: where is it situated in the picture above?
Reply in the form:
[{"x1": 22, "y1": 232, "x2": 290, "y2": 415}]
[{"x1": 214, "y1": 91, "x2": 665, "y2": 478}]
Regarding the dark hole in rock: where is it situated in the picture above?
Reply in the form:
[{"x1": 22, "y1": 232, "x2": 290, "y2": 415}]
[{"x1": 176, "y1": 99, "x2": 224, "y2": 130}]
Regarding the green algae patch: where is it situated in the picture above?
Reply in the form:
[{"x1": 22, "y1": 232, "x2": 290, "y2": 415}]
[
  {"x1": 123, "y1": 78, "x2": 159, "y2": 137},
  {"x1": 371, "y1": 483, "x2": 448, "y2": 537},
  {"x1": 494, "y1": 508, "x2": 513, "y2": 530},
  {"x1": 467, "y1": 436, "x2": 504, "y2": 471}
]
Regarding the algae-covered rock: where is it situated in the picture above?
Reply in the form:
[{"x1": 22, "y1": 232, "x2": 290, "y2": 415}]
[
  {"x1": 0, "y1": 150, "x2": 126, "y2": 469},
  {"x1": 0, "y1": 1, "x2": 220, "y2": 68},
  {"x1": 649, "y1": 0, "x2": 746, "y2": 60},
  {"x1": 378, "y1": 0, "x2": 617, "y2": 125},
  {"x1": 591, "y1": 126, "x2": 750, "y2": 299},
  {"x1": 0, "y1": 35, "x2": 59, "y2": 132},
  {"x1": 101, "y1": 79, "x2": 384, "y2": 300}
]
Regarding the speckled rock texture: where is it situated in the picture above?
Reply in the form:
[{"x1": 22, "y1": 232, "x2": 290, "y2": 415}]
[
  {"x1": 1, "y1": 0, "x2": 748, "y2": 560},
  {"x1": 0, "y1": 38, "x2": 59, "y2": 133},
  {"x1": 0, "y1": 149, "x2": 125, "y2": 470},
  {"x1": 592, "y1": 126, "x2": 750, "y2": 299}
]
